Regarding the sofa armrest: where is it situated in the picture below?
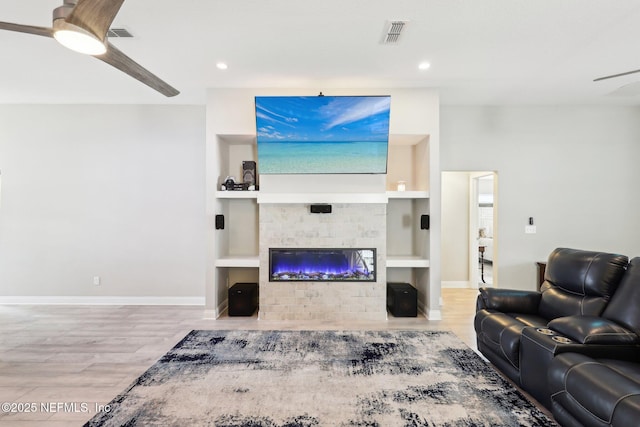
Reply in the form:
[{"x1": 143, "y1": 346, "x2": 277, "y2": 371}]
[
  {"x1": 476, "y1": 287, "x2": 541, "y2": 313},
  {"x1": 549, "y1": 353, "x2": 640, "y2": 427},
  {"x1": 548, "y1": 315, "x2": 640, "y2": 345}
]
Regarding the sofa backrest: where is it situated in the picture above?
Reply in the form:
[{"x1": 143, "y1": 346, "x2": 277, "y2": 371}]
[
  {"x1": 602, "y1": 257, "x2": 640, "y2": 335},
  {"x1": 538, "y1": 248, "x2": 628, "y2": 320}
]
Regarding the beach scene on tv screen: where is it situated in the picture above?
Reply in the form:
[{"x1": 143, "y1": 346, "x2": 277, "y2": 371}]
[{"x1": 255, "y1": 96, "x2": 390, "y2": 174}]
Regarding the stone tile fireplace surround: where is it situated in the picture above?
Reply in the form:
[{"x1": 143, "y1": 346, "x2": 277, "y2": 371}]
[{"x1": 259, "y1": 203, "x2": 387, "y2": 321}]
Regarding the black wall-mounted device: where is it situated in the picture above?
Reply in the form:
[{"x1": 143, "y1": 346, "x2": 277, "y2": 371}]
[
  {"x1": 310, "y1": 204, "x2": 332, "y2": 214},
  {"x1": 215, "y1": 214, "x2": 225, "y2": 230},
  {"x1": 420, "y1": 214, "x2": 430, "y2": 230}
]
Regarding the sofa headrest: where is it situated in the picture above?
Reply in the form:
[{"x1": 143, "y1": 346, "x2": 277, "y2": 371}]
[
  {"x1": 603, "y1": 257, "x2": 640, "y2": 335},
  {"x1": 544, "y1": 248, "x2": 628, "y2": 298}
]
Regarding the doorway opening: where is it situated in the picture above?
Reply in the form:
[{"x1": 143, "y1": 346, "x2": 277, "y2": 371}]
[
  {"x1": 441, "y1": 171, "x2": 498, "y2": 289},
  {"x1": 475, "y1": 173, "x2": 496, "y2": 286}
]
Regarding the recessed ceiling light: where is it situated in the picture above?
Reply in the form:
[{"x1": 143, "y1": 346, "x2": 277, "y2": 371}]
[
  {"x1": 418, "y1": 62, "x2": 431, "y2": 71},
  {"x1": 216, "y1": 62, "x2": 228, "y2": 70}
]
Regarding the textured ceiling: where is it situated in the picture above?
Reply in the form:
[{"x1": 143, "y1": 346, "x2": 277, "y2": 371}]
[{"x1": 2, "y1": 0, "x2": 640, "y2": 105}]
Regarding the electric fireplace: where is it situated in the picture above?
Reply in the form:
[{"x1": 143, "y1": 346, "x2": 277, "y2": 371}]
[{"x1": 269, "y1": 248, "x2": 376, "y2": 282}]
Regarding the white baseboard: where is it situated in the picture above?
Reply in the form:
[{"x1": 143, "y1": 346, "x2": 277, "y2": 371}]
[
  {"x1": 0, "y1": 296, "x2": 205, "y2": 305},
  {"x1": 217, "y1": 299, "x2": 228, "y2": 319},
  {"x1": 417, "y1": 299, "x2": 442, "y2": 321},
  {"x1": 426, "y1": 308, "x2": 442, "y2": 321}
]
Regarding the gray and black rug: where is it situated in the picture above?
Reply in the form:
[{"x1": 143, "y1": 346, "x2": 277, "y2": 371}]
[{"x1": 85, "y1": 330, "x2": 555, "y2": 426}]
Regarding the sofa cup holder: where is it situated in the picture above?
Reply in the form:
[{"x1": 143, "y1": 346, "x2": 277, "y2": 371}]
[
  {"x1": 551, "y1": 336, "x2": 572, "y2": 344},
  {"x1": 535, "y1": 328, "x2": 572, "y2": 343}
]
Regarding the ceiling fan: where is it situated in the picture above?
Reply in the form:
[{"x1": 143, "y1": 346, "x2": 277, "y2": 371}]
[
  {"x1": 594, "y1": 68, "x2": 640, "y2": 82},
  {"x1": 0, "y1": 0, "x2": 179, "y2": 97}
]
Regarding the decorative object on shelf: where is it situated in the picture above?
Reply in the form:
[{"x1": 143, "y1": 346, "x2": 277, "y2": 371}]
[
  {"x1": 310, "y1": 204, "x2": 332, "y2": 214},
  {"x1": 420, "y1": 214, "x2": 430, "y2": 230},
  {"x1": 397, "y1": 180, "x2": 406, "y2": 191},
  {"x1": 242, "y1": 160, "x2": 257, "y2": 187},
  {"x1": 221, "y1": 176, "x2": 246, "y2": 191},
  {"x1": 215, "y1": 214, "x2": 224, "y2": 230}
]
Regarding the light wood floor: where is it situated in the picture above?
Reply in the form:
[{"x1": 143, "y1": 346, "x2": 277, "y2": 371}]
[{"x1": 0, "y1": 288, "x2": 479, "y2": 426}]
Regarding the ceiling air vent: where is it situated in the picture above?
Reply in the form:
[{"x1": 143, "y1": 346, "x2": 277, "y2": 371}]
[
  {"x1": 382, "y1": 21, "x2": 408, "y2": 44},
  {"x1": 107, "y1": 28, "x2": 133, "y2": 38}
]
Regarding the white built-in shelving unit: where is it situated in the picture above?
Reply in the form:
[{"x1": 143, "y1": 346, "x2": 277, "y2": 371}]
[{"x1": 206, "y1": 88, "x2": 441, "y2": 320}]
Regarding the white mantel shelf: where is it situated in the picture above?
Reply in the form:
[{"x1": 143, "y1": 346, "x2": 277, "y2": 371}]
[
  {"x1": 216, "y1": 191, "x2": 259, "y2": 199},
  {"x1": 216, "y1": 191, "x2": 429, "y2": 203},
  {"x1": 257, "y1": 193, "x2": 388, "y2": 204}
]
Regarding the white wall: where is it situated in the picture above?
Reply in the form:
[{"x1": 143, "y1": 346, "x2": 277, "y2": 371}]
[
  {"x1": 441, "y1": 172, "x2": 470, "y2": 284},
  {"x1": 441, "y1": 106, "x2": 640, "y2": 290},
  {"x1": 0, "y1": 105, "x2": 206, "y2": 302}
]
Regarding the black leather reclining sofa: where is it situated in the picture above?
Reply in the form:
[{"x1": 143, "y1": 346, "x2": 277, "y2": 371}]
[{"x1": 475, "y1": 248, "x2": 640, "y2": 427}]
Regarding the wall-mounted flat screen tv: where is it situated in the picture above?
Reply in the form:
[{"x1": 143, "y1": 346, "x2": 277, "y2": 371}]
[{"x1": 255, "y1": 95, "x2": 390, "y2": 174}]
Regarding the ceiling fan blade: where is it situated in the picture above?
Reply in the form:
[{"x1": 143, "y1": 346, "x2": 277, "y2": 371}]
[
  {"x1": 96, "y1": 42, "x2": 179, "y2": 97},
  {"x1": 66, "y1": 0, "x2": 125, "y2": 39},
  {"x1": 0, "y1": 22, "x2": 54, "y2": 38},
  {"x1": 594, "y1": 68, "x2": 640, "y2": 82}
]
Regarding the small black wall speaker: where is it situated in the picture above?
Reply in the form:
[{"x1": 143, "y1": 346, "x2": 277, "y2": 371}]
[
  {"x1": 215, "y1": 214, "x2": 225, "y2": 230},
  {"x1": 420, "y1": 214, "x2": 430, "y2": 230},
  {"x1": 310, "y1": 204, "x2": 332, "y2": 214},
  {"x1": 242, "y1": 160, "x2": 256, "y2": 186},
  {"x1": 228, "y1": 282, "x2": 258, "y2": 316}
]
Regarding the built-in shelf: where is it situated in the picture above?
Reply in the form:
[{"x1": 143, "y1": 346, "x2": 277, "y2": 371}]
[
  {"x1": 386, "y1": 191, "x2": 429, "y2": 199},
  {"x1": 386, "y1": 256, "x2": 430, "y2": 268},
  {"x1": 216, "y1": 191, "x2": 259, "y2": 199},
  {"x1": 210, "y1": 100, "x2": 437, "y2": 318},
  {"x1": 215, "y1": 256, "x2": 260, "y2": 268}
]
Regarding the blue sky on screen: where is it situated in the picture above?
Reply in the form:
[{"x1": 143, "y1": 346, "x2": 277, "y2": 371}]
[{"x1": 255, "y1": 96, "x2": 391, "y2": 142}]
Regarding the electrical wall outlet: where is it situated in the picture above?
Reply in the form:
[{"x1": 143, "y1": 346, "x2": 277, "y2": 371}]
[
  {"x1": 93, "y1": 276, "x2": 101, "y2": 286},
  {"x1": 525, "y1": 225, "x2": 537, "y2": 234}
]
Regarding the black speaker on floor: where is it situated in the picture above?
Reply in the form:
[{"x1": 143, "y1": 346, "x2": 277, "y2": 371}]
[
  {"x1": 228, "y1": 282, "x2": 258, "y2": 316},
  {"x1": 387, "y1": 282, "x2": 417, "y2": 317},
  {"x1": 242, "y1": 160, "x2": 256, "y2": 187}
]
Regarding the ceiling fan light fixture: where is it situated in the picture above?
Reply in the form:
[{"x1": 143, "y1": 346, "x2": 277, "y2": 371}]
[{"x1": 53, "y1": 19, "x2": 107, "y2": 56}]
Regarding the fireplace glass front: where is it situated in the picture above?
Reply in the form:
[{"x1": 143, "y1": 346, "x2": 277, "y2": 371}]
[{"x1": 269, "y1": 248, "x2": 376, "y2": 282}]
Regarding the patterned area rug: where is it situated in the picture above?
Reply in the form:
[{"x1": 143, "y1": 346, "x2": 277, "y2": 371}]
[{"x1": 85, "y1": 330, "x2": 556, "y2": 426}]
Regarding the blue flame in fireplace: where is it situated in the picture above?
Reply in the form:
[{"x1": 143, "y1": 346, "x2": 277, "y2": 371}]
[{"x1": 269, "y1": 249, "x2": 375, "y2": 282}]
